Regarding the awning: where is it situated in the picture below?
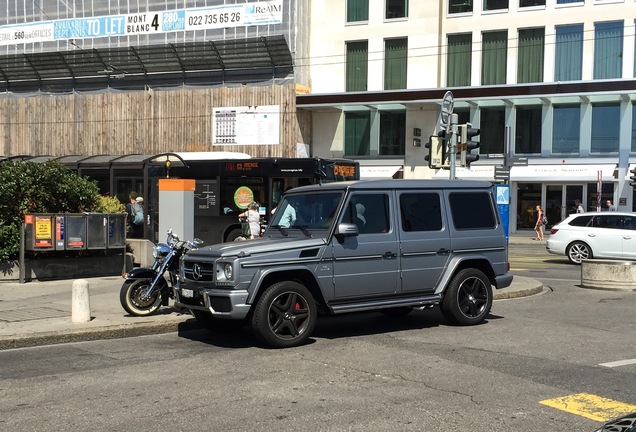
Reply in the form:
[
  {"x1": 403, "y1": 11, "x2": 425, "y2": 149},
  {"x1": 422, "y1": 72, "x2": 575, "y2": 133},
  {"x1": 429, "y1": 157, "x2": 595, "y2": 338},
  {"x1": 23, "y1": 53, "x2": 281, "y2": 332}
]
[
  {"x1": 360, "y1": 165, "x2": 403, "y2": 179},
  {"x1": 433, "y1": 165, "x2": 495, "y2": 180},
  {"x1": 0, "y1": 35, "x2": 293, "y2": 93},
  {"x1": 511, "y1": 164, "x2": 616, "y2": 182}
]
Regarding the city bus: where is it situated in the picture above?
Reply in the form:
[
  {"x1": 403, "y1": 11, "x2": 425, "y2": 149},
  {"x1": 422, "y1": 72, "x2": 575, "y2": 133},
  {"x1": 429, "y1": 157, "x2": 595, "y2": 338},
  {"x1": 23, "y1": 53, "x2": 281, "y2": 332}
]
[
  {"x1": 153, "y1": 153, "x2": 360, "y2": 243},
  {"x1": 20, "y1": 152, "x2": 359, "y2": 244}
]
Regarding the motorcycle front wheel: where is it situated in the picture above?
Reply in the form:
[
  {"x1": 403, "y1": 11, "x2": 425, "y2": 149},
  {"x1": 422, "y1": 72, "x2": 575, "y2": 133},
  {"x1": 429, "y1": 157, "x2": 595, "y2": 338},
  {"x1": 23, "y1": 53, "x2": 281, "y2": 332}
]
[{"x1": 120, "y1": 279, "x2": 162, "y2": 316}]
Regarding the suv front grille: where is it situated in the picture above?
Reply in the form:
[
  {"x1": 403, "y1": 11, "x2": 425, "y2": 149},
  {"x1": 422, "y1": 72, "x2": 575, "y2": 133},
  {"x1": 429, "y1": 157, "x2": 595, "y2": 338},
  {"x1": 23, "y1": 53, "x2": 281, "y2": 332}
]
[{"x1": 182, "y1": 260, "x2": 215, "y2": 282}]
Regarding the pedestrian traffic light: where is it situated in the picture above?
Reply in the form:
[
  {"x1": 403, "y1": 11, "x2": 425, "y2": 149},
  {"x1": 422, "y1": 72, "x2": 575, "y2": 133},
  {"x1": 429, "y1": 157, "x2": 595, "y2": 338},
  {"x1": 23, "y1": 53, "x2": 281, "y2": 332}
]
[
  {"x1": 630, "y1": 166, "x2": 636, "y2": 187},
  {"x1": 459, "y1": 123, "x2": 480, "y2": 168},
  {"x1": 425, "y1": 135, "x2": 443, "y2": 169},
  {"x1": 425, "y1": 130, "x2": 450, "y2": 169}
]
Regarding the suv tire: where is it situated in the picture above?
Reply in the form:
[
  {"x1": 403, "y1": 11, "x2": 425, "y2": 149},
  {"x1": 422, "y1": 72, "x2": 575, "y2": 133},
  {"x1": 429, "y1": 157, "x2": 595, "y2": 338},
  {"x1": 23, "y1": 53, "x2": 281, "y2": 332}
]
[
  {"x1": 252, "y1": 281, "x2": 317, "y2": 348},
  {"x1": 441, "y1": 268, "x2": 492, "y2": 326}
]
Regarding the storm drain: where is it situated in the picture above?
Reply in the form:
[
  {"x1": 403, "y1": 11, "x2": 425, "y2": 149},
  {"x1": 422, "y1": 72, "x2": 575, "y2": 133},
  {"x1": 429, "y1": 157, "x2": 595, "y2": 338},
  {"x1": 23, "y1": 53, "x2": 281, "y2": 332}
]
[{"x1": 0, "y1": 307, "x2": 70, "y2": 322}]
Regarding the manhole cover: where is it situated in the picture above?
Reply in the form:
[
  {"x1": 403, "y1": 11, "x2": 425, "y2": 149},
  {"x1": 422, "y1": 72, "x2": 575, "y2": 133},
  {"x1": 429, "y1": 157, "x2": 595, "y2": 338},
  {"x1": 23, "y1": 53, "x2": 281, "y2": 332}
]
[{"x1": 0, "y1": 307, "x2": 69, "y2": 322}]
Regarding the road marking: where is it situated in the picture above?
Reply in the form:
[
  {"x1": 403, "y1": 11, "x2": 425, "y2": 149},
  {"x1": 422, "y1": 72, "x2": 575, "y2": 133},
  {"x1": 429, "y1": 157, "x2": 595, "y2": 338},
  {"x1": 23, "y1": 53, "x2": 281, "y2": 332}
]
[
  {"x1": 540, "y1": 393, "x2": 636, "y2": 422},
  {"x1": 599, "y1": 358, "x2": 636, "y2": 368}
]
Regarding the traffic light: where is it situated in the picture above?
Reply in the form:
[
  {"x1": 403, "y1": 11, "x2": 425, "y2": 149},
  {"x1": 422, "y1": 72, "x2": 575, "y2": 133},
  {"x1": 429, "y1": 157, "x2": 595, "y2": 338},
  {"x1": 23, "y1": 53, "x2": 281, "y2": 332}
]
[
  {"x1": 425, "y1": 130, "x2": 450, "y2": 169},
  {"x1": 459, "y1": 123, "x2": 480, "y2": 168},
  {"x1": 425, "y1": 135, "x2": 443, "y2": 169},
  {"x1": 630, "y1": 166, "x2": 636, "y2": 186}
]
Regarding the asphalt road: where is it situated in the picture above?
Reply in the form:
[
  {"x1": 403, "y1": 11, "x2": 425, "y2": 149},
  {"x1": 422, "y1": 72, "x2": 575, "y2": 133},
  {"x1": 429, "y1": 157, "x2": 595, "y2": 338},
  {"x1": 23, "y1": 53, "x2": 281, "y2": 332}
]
[{"x1": 0, "y1": 245, "x2": 634, "y2": 432}]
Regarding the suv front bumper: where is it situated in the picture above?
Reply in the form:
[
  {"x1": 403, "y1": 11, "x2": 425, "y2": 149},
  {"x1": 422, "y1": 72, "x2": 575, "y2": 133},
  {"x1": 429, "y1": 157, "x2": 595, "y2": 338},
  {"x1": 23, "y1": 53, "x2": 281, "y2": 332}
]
[{"x1": 174, "y1": 285, "x2": 251, "y2": 319}]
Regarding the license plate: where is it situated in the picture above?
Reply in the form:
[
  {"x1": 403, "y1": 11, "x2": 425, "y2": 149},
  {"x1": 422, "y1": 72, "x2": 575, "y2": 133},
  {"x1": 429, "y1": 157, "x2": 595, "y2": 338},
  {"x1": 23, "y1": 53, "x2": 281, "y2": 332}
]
[{"x1": 181, "y1": 288, "x2": 194, "y2": 298}]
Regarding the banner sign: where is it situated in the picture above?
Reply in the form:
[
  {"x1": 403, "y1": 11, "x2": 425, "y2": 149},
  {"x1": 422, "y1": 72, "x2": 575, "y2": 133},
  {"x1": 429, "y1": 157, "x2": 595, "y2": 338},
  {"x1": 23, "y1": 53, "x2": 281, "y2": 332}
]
[
  {"x1": 213, "y1": 105, "x2": 280, "y2": 145},
  {"x1": 0, "y1": 1, "x2": 282, "y2": 46}
]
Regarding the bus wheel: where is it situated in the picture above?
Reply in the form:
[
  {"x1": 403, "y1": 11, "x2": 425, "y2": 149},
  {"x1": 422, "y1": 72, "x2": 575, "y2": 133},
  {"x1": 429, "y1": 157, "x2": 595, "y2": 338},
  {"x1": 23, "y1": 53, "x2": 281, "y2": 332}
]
[{"x1": 226, "y1": 229, "x2": 243, "y2": 242}]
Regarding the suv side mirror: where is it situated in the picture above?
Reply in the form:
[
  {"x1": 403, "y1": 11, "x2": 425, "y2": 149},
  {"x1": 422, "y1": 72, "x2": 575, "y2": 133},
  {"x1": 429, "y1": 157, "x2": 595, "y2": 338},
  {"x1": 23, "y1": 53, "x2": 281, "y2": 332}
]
[{"x1": 336, "y1": 222, "x2": 359, "y2": 237}]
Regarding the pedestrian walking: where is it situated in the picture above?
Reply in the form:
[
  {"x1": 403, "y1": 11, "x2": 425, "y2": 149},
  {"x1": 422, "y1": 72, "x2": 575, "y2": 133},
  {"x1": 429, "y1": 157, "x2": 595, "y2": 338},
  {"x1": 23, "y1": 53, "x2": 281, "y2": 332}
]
[{"x1": 534, "y1": 204, "x2": 545, "y2": 241}]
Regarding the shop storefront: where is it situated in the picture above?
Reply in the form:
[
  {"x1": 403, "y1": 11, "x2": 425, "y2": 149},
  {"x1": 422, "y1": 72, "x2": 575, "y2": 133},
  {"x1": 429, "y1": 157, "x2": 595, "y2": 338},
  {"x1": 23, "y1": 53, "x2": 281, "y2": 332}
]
[{"x1": 437, "y1": 163, "x2": 622, "y2": 233}]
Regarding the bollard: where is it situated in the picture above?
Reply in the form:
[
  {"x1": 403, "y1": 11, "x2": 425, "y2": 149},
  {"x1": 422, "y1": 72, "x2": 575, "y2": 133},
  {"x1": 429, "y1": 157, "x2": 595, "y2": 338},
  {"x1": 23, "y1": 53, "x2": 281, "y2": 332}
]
[{"x1": 72, "y1": 279, "x2": 92, "y2": 323}]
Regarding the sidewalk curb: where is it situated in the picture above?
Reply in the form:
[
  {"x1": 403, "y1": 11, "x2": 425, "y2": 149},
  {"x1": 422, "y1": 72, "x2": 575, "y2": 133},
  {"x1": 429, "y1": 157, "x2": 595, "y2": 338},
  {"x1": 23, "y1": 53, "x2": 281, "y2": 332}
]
[
  {"x1": 0, "y1": 320, "x2": 198, "y2": 350},
  {"x1": 494, "y1": 284, "x2": 543, "y2": 300}
]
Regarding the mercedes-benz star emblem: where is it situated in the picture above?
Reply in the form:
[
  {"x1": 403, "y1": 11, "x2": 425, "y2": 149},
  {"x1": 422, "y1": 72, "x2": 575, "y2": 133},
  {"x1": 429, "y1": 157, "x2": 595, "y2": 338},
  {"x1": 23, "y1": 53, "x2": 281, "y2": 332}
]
[{"x1": 192, "y1": 263, "x2": 202, "y2": 280}]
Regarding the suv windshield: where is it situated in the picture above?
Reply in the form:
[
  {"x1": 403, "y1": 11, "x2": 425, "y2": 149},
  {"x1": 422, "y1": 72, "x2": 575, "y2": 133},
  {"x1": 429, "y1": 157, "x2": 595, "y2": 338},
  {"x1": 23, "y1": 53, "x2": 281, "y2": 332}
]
[{"x1": 269, "y1": 191, "x2": 343, "y2": 231}]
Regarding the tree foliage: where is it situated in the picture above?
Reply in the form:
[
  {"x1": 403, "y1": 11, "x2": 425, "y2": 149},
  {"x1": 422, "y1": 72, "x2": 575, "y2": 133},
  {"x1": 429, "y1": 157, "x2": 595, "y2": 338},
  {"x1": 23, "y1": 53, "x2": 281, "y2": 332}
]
[{"x1": 0, "y1": 161, "x2": 102, "y2": 262}]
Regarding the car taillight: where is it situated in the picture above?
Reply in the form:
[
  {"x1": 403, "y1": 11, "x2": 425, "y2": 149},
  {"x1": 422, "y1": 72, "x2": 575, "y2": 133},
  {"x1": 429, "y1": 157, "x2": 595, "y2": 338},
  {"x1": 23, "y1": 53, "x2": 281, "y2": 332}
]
[{"x1": 550, "y1": 228, "x2": 558, "y2": 235}]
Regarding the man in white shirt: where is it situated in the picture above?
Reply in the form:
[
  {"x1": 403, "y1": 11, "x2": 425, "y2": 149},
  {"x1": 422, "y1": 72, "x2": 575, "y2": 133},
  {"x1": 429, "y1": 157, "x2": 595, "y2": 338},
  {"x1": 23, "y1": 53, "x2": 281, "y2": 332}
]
[
  {"x1": 278, "y1": 203, "x2": 297, "y2": 228},
  {"x1": 575, "y1": 199, "x2": 584, "y2": 213}
]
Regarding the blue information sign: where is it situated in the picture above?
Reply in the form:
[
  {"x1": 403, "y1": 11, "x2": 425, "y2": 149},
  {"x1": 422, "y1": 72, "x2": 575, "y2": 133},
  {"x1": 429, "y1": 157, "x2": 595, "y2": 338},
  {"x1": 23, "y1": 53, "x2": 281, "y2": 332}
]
[{"x1": 496, "y1": 184, "x2": 510, "y2": 242}]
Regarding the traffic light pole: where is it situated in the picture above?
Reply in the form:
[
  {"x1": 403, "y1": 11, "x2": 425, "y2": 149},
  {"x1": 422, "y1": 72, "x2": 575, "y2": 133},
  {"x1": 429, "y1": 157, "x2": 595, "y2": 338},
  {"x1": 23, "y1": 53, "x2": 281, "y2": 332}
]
[{"x1": 449, "y1": 113, "x2": 458, "y2": 180}]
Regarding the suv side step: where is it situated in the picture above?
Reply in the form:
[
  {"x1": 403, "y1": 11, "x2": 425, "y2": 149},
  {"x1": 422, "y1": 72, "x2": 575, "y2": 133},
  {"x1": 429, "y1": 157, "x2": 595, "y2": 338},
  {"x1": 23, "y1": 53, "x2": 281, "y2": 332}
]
[{"x1": 329, "y1": 294, "x2": 442, "y2": 314}]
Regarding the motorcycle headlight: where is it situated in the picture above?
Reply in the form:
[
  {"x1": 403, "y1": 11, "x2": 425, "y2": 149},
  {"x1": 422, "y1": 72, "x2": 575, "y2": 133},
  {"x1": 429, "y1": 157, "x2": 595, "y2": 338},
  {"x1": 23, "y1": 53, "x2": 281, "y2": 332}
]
[
  {"x1": 223, "y1": 263, "x2": 233, "y2": 280},
  {"x1": 152, "y1": 243, "x2": 171, "y2": 262}
]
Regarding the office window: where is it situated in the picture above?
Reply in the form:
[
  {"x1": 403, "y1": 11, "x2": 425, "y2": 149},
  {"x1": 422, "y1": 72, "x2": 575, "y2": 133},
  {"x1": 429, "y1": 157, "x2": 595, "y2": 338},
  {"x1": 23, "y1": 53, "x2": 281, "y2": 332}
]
[
  {"x1": 480, "y1": 107, "x2": 505, "y2": 155},
  {"x1": 594, "y1": 21, "x2": 623, "y2": 79},
  {"x1": 346, "y1": 41, "x2": 368, "y2": 92},
  {"x1": 515, "y1": 106, "x2": 542, "y2": 154},
  {"x1": 519, "y1": 0, "x2": 545, "y2": 6},
  {"x1": 380, "y1": 111, "x2": 406, "y2": 156},
  {"x1": 454, "y1": 108, "x2": 471, "y2": 125},
  {"x1": 517, "y1": 28, "x2": 544, "y2": 84},
  {"x1": 447, "y1": 34, "x2": 472, "y2": 87},
  {"x1": 347, "y1": 0, "x2": 369, "y2": 22},
  {"x1": 555, "y1": 24, "x2": 583, "y2": 81},
  {"x1": 633, "y1": 103, "x2": 636, "y2": 152},
  {"x1": 449, "y1": 0, "x2": 473, "y2": 13},
  {"x1": 344, "y1": 112, "x2": 371, "y2": 156},
  {"x1": 384, "y1": 38, "x2": 407, "y2": 90},
  {"x1": 482, "y1": 31, "x2": 507, "y2": 85},
  {"x1": 386, "y1": 0, "x2": 408, "y2": 19},
  {"x1": 557, "y1": 0, "x2": 582, "y2": 3},
  {"x1": 552, "y1": 105, "x2": 580, "y2": 154},
  {"x1": 591, "y1": 103, "x2": 620, "y2": 153},
  {"x1": 484, "y1": 0, "x2": 508, "y2": 11}
]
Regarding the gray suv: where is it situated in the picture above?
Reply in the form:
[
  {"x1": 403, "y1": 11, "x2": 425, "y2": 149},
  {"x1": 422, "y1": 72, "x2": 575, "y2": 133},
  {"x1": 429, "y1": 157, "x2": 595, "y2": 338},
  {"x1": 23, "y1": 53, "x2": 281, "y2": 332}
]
[{"x1": 175, "y1": 179, "x2": 513, "y2": 348}]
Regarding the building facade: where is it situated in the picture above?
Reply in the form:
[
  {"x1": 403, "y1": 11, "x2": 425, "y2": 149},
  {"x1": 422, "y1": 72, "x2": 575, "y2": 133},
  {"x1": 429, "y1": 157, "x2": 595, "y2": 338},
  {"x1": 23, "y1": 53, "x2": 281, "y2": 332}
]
[
  {"x1": 0, "y1": 0, "x2": 311, "y2": 159},
  {"x1": 300, "y1": 0, "x2": 636, "y2": 232}
]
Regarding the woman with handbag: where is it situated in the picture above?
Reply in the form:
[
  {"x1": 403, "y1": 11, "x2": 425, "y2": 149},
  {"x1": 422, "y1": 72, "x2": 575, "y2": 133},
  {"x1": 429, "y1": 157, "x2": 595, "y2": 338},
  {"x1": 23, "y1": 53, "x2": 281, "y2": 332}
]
[
  {"x1": 533, "y1": 204, "x2": 545, "y2": 241},
  {"x1": 238, "y1": 201, "x2": 261, "y2": 239}
]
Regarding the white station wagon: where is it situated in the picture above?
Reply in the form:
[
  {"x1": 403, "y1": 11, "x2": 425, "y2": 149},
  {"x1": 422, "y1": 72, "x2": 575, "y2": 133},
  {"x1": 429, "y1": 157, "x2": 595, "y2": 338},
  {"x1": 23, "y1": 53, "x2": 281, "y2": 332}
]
[{"x1": 546, "y1": 212, "x2": 636, "y2": 264}]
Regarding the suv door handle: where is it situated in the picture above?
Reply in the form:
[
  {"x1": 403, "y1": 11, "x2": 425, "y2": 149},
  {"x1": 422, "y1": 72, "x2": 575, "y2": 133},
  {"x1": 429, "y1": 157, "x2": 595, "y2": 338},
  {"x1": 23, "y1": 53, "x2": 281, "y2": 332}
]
[
  {"x1": 437, "y1": 248, "x2": 450, "y2": 254},
  {"x1": 383, "y1": 252, "x2": 397, "y2": 258}
]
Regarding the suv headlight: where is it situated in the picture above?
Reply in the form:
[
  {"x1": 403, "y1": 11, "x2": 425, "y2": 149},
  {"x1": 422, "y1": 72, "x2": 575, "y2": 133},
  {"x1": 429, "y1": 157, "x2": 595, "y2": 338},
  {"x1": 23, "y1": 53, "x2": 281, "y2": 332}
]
[
  {"x1": 215, "y1": 262, "x2": 234, "y2": 285},
  {"x1": 223, "y1": 263, "x2": 233, "y2": 280}
]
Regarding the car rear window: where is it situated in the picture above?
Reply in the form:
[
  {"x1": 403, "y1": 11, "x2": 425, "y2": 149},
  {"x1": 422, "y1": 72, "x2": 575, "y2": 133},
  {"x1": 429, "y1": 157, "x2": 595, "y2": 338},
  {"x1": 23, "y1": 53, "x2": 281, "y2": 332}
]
[
  {"x1": 590, "y1": 215, "x2": 621, "y2": 228},
  {"x1": 568, "y1": 215, "x2": 593, "y2": 227}
]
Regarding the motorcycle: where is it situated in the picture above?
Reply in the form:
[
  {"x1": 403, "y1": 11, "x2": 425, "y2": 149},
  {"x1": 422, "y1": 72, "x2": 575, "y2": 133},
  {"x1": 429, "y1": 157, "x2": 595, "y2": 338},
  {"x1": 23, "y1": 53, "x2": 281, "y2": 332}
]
[{"x1": 120, "y1": 229, "x2": 203, "y2": 316}]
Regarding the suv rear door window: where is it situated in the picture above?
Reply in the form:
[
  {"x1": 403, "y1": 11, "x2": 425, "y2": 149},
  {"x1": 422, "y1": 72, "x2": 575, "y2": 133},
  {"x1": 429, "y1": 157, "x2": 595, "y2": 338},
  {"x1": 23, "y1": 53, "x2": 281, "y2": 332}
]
[
  {"x1": 449, "y1": 192, "x2": 496, "y2": 230},
  {"x1": 400, "y1": 193, "x2": 442, "y2": 232}
]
